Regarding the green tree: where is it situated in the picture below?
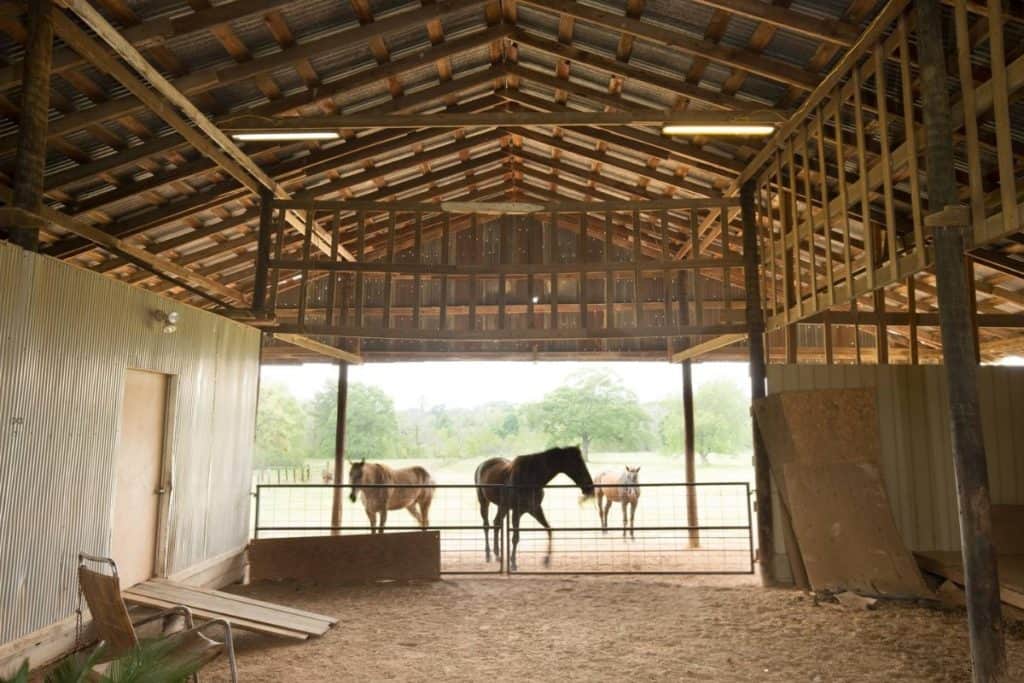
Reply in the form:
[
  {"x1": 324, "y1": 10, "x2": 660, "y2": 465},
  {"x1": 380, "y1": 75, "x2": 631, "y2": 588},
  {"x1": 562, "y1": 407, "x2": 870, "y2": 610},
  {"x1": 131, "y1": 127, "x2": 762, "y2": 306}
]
[
  {"x1": 308, "y1": 379, "x2": 339, "y2": 460},
  {"x1": 345, "y1": 383, "x2": 402, "y2": 460},
  {"x1": 658, "y1": 400, "x2": 683, "y2": 455},
  {"x1": 254, "y1": 383, "x2": 309, "y2": 467},
  {"x1": 692, "y1": 378, "x2": 751, "y2": 463},
  {"x1": 527, "y1": 369, "x2": 651, "y2": 459},
  {"x1": 302, "y1": 380, "x2": 403, "y2": 460}
]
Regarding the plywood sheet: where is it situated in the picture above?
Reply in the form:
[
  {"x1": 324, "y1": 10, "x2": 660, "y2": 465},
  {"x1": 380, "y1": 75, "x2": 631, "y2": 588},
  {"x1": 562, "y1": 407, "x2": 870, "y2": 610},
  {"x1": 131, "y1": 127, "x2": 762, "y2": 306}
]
[
  {"x1": 249, "y1": 532, "x2": 441, "y2": 584},
  {"x1": 754, "y1": 388, "x2": 929, "y2": 597}
]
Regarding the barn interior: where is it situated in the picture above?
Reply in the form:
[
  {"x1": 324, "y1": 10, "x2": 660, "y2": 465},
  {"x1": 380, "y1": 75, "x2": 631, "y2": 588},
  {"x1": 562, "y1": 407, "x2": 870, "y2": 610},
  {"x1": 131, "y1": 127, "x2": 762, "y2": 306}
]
[{"x1": 1, "y1": 0, "x2": 1024, "y2": 679}]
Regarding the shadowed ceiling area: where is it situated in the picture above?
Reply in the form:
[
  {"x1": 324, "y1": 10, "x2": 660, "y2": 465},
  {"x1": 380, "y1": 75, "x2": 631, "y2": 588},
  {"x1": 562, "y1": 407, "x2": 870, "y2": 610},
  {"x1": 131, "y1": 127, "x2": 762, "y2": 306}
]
[{"x1": 1, "y1": 0, "x2": 1022, "y2": 361}]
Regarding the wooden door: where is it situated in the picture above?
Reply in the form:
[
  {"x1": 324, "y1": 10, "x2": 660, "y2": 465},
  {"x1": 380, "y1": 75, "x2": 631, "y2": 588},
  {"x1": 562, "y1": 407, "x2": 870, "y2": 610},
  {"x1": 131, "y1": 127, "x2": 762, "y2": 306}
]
[{"x1": 110, "y1": 369, "x2": 169, "y2": 588}]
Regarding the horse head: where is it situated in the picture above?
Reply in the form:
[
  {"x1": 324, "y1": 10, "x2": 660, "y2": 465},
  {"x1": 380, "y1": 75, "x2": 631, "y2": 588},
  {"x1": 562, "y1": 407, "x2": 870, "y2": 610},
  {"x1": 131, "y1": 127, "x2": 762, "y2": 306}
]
[
  {"x1": 348, "y1": 459, "x2": 367, "y2": 502},
  {"x1": 560, "y1": 445, "x2": 594, "y2": 498}
]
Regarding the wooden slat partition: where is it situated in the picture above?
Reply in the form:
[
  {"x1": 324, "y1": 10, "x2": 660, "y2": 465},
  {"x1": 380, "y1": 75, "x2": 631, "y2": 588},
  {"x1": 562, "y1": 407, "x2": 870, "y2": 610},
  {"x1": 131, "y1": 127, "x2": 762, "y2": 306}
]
[
  {"x1": 265, "y1": 201, "x2": 747, "y2": 344},
  {"x1": 741, "y1": 0, "x2": 1023, "y2": 335}
]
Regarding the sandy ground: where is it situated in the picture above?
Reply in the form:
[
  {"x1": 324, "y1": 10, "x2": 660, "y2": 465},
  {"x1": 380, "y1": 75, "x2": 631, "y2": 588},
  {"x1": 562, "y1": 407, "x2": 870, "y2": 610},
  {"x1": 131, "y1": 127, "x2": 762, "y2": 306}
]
[{"x1": 202, "y1": 575, "x2": 1024, "y2": 682}]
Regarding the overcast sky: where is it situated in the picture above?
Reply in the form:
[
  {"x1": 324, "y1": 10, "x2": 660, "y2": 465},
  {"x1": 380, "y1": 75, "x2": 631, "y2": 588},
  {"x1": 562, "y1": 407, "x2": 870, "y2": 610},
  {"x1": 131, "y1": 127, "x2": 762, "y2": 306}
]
[{"x1": 261, "y1": 361, "x2": 751, "y2": 410}]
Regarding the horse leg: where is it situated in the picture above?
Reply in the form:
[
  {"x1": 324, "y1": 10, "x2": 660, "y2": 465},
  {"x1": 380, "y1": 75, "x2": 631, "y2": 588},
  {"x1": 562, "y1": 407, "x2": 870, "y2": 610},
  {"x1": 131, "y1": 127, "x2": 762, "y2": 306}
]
[
  {"x1": 378, "y1": 508, "x2": 388, "y2": 533},
  {"x1": 419, "y1": 499, "x2": 430, "y2": 530},
  {"x1": 493, "y1": 505, "x2": 505, "y2": 563},
  {"x1": 365, "y1": 506, "x2": 376, "y2": 534},
  {"x1": 596, "y1": 491, "x2": 606, "y2": 533},
  {"x1": 529, "y1": 507, "x2": 554, "y2": 568},
  {"x1": 509, "y1": 510, "x2": 523, "y2": 572},
  {"x1": 602, "y1": 497, "x2": 613, "y2": 533},
  {"x1": 621, "y1": 500, "x2": 628, "y2": 538},
  {"x1": 478, "y1": 496, "x2": 491, "y2": 562},
  {"x1": 407, "y1": 503, "x2": 423, "y2": 528},
  {"x1": 629, "y1": 500, "x2": 637, "y2": 539}
]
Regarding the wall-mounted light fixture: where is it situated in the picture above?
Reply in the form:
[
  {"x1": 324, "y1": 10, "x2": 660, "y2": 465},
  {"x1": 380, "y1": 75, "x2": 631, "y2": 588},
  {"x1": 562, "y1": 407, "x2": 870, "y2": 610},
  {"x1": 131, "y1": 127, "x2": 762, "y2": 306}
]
[{"x1": 152, "y1": 310, "x2": 180, "y2": 334}]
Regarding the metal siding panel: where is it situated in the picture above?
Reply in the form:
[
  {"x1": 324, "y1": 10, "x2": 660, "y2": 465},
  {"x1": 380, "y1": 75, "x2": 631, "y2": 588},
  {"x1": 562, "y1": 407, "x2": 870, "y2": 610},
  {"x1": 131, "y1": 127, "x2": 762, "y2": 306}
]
[{"x1": 0, "y1": 243, "x2": 260, "y2": 643}]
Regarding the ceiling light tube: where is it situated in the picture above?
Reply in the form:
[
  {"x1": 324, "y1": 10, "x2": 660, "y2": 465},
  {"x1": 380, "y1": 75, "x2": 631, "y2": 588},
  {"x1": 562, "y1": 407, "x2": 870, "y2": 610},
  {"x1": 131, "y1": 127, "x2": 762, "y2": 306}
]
[
  {"x1": 661, "y1": 124, "x2": 776, "y2": 136},
  {"x1": 232, "y1": 131, "x2": 340, "y2": 141}
]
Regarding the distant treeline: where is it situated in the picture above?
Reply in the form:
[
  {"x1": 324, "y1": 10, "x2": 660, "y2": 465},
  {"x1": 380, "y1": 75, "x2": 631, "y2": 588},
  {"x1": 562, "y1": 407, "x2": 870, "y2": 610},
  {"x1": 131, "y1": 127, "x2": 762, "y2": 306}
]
[{"x1": 254, "y1": 369, "x2": 751, "y2": 467}]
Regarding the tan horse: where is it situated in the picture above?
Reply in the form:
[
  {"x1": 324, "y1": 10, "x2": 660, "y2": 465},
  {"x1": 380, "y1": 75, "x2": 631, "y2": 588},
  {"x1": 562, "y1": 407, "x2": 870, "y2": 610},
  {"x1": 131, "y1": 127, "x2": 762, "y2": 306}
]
[
  {"x1": 595, "y1": 466, "x2": 640, "y2": 538},
  {"x1": 348, "y1": 460, "x2": 434, "y2": 533}
]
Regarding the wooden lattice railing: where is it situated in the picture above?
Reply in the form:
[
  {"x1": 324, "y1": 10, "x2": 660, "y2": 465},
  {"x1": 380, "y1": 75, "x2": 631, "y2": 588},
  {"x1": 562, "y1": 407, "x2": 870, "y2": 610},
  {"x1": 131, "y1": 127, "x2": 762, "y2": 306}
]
[{"x1": 740, "y1": 0, "x2": 1022, "y2": 332}]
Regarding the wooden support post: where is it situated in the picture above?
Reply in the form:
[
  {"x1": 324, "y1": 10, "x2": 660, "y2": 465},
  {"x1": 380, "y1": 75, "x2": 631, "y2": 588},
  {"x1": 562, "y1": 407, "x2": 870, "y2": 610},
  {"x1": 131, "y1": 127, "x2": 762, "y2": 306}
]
[
  {"x1": 824, "y1": 315, "x2": 834, "y2": 365},
  {"x1": 918, "y1": 1, "x2": 1005, "y2": 679},
  {"x1": 742, "y1": 180, "x2": 774, "y2": 586},
  {"x1": 874, "y1": 289, "x2": 889, "y2": 364},
  {"x1": 8, "y1": 0, "x2": 53, "y2": 251},
  {"x1": 682, "y1": 360, "x2": 699, "y2": 548},
  {"x1": 908, "y1": 275, "x2": 919, "y2": 365},
  {"x1": 330, "y1": 362, "x2": 349, "y2": 535},
  {"x1": 252, "y1": 188, "x2": 273, "y2": 316}
]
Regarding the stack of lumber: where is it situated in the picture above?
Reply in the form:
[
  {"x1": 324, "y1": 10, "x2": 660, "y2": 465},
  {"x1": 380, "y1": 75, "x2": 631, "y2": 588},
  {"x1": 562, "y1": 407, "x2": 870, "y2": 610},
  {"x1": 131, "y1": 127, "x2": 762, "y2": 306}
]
[{"x1": 124, "y1": 579, "x2": 336, "y2": 640}]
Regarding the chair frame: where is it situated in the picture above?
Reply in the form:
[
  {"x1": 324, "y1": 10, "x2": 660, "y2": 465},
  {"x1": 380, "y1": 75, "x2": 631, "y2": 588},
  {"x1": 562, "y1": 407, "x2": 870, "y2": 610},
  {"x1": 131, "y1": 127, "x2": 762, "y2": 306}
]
[{"x1": 78, "y1": 553, "x2": 238, "y2": 682}]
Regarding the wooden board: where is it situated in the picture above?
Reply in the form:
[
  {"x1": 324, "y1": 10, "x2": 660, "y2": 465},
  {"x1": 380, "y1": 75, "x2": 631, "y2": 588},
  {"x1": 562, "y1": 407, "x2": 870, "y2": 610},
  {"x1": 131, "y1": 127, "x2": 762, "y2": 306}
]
[
  {"x1": 915, "y1": 551, "x2": 1024, "y2": 611},
  {"x1": 122, "y1": 578, "x2": 336, "y2": 639},
  {"x1": 754, "y1": 388, "x2": 930, "y2": 597},
  {"x1": 992, "y1": 505, "x2": 1024, "y2": 555},
  {"x1": 249, "y1": 532, "x2": 441, "y2": 584}
]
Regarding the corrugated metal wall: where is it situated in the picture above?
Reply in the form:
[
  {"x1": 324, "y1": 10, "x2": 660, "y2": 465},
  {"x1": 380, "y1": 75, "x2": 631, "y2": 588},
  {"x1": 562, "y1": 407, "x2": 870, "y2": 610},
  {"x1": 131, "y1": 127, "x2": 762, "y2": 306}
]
[
  {"x1": 766, "y1": 364, "x2": 1024, "y2": 569},
  {"x1": 0, "y1": 243, "x2": 260, "y2": 644}
]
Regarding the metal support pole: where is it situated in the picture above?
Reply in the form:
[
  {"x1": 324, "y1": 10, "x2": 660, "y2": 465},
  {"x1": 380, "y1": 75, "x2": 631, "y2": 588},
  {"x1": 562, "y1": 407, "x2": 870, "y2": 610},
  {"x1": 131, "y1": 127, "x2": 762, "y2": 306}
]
[
  {"x1": 8, "y1": 0, "x2": 53, "y2": 251},
  {"x1": 682, "y1": 360, "x2": 699, "y2": 548},
  {"x1": 742, "y1": 180, "x2": 774, "y2": 586},
  {"x1": 918, "y1": 1, "x2": 1005, "y2": 679},
  {"x1": 330, "y1": 362, "x2": 349, "y2": 535},
  {"x1": 253, "y1": 187, "x2": 274, "y2": 316}
]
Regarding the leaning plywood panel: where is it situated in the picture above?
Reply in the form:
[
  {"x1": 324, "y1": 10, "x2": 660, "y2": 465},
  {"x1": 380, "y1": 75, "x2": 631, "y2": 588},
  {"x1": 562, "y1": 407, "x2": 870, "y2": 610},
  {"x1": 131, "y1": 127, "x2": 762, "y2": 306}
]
[
  {"x1": 753, "y1": 388, "x2": 930, "y2": 598},
  {"x1": 249, "y1": 532, "x2": 441, "y2": 584}
]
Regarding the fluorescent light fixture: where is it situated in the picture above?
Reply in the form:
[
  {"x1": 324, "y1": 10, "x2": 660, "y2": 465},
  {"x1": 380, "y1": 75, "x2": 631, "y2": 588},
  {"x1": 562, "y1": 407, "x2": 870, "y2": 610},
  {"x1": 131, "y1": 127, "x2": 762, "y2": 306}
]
[
  {"x1": 661, "y1": 124, "x2": 776, "y2": 136},
  {"x1": 232, "y1": 131, "x2": 340, "y2": 141}
]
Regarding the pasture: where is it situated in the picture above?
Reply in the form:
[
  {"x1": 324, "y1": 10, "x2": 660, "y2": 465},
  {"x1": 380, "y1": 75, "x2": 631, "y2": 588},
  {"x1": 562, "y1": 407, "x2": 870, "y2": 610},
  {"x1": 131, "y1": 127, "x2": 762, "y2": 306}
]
[{"x1": 252, "y1": 452, "x2": 755, "y2": 574}]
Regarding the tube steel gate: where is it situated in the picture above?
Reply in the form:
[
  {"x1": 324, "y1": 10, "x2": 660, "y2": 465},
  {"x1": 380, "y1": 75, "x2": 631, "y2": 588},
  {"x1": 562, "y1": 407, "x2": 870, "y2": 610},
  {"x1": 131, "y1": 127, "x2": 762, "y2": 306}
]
[{"x1": 253, "y1": 482, "x2": 754, "y2": 575}]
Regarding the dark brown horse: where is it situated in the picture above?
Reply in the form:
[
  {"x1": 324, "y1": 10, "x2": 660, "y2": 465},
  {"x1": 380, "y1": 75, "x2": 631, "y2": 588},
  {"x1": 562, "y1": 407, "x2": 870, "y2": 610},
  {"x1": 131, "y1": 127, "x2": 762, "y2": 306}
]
[{"x1": 474, "y1": 446, "x2": 594, "y2": 570}]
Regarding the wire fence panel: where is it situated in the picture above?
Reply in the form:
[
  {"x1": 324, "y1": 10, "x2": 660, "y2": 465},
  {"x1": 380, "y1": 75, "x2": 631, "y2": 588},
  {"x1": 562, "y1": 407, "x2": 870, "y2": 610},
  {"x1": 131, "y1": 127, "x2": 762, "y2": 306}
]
[
  {"x1": 507, "y1": 483, "x2": 753, "y2": 575},
  {"x1": 253, "y1": 482, "x2": 753, "y2": 576}
]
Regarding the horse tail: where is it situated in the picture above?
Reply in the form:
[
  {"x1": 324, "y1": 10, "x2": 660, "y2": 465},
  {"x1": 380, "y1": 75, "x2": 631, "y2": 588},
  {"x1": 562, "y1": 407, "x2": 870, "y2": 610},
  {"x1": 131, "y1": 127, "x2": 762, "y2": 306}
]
[{"x1": 414, "y1": 467, "x2": 435, "y2": 506}]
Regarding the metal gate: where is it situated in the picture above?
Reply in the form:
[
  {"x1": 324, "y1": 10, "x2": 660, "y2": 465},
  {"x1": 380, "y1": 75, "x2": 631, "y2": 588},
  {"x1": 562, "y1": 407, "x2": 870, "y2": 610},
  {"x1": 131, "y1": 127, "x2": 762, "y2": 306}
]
[{"x1": 253, "y1": 481, "x2": 753, "y2": 575}]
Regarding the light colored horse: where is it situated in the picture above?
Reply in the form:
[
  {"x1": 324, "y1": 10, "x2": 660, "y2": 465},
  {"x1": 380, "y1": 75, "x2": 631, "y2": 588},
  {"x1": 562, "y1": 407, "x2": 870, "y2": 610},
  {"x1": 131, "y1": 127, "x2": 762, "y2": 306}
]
[
  {"x1": 594, "y1": 466, "x2": 640, "y2": 538},
  {"x1": 348, "y1": 459, "x2": 434, "y2": 533}
]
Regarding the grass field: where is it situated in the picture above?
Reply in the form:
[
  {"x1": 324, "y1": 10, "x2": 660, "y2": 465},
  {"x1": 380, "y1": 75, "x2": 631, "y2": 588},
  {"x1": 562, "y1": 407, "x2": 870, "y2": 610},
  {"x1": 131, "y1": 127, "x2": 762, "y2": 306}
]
[{"x1": 252, "y1": 452, "x2": 755, "y2": 574}]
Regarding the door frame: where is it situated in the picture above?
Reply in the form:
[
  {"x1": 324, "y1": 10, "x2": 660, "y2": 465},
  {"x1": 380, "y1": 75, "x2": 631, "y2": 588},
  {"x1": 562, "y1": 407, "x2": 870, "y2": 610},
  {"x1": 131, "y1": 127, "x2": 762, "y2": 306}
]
[{"x1": 152, "y1": 373, "x2": 178, "y2": 578}]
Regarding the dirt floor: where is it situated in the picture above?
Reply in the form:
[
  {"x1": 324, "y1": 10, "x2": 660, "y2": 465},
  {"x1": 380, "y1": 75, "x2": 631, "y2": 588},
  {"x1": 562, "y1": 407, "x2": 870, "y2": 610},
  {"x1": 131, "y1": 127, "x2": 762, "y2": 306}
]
[{"x1": 202, "y1": 575, "x2": 1024, "y2": 682}]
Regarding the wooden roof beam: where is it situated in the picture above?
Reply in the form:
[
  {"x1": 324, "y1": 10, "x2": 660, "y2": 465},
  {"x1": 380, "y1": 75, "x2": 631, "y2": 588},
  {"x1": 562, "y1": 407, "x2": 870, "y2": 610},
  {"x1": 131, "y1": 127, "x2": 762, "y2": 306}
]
[
  {"x1": 508, "y1": 28, "x2": 759, "y2": 111},
  {"x1": 506, "y1": 125, "x2": 719, "y2": 198},
  {"x1": 682, "y1": 0, "x2": 861, "y2": 47},
  {"x1": 516, "y1": 0, "x2": 820, "y2": 91},
  {"x1": 53, "y1": 2, "x2": 342, "y2": 259},
  {"x1": 496, "y1": 88, "x2": 744, "y2": 179},
  {"x1": 221, "y1": 108, "x2": 788, "y2": 131}
]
